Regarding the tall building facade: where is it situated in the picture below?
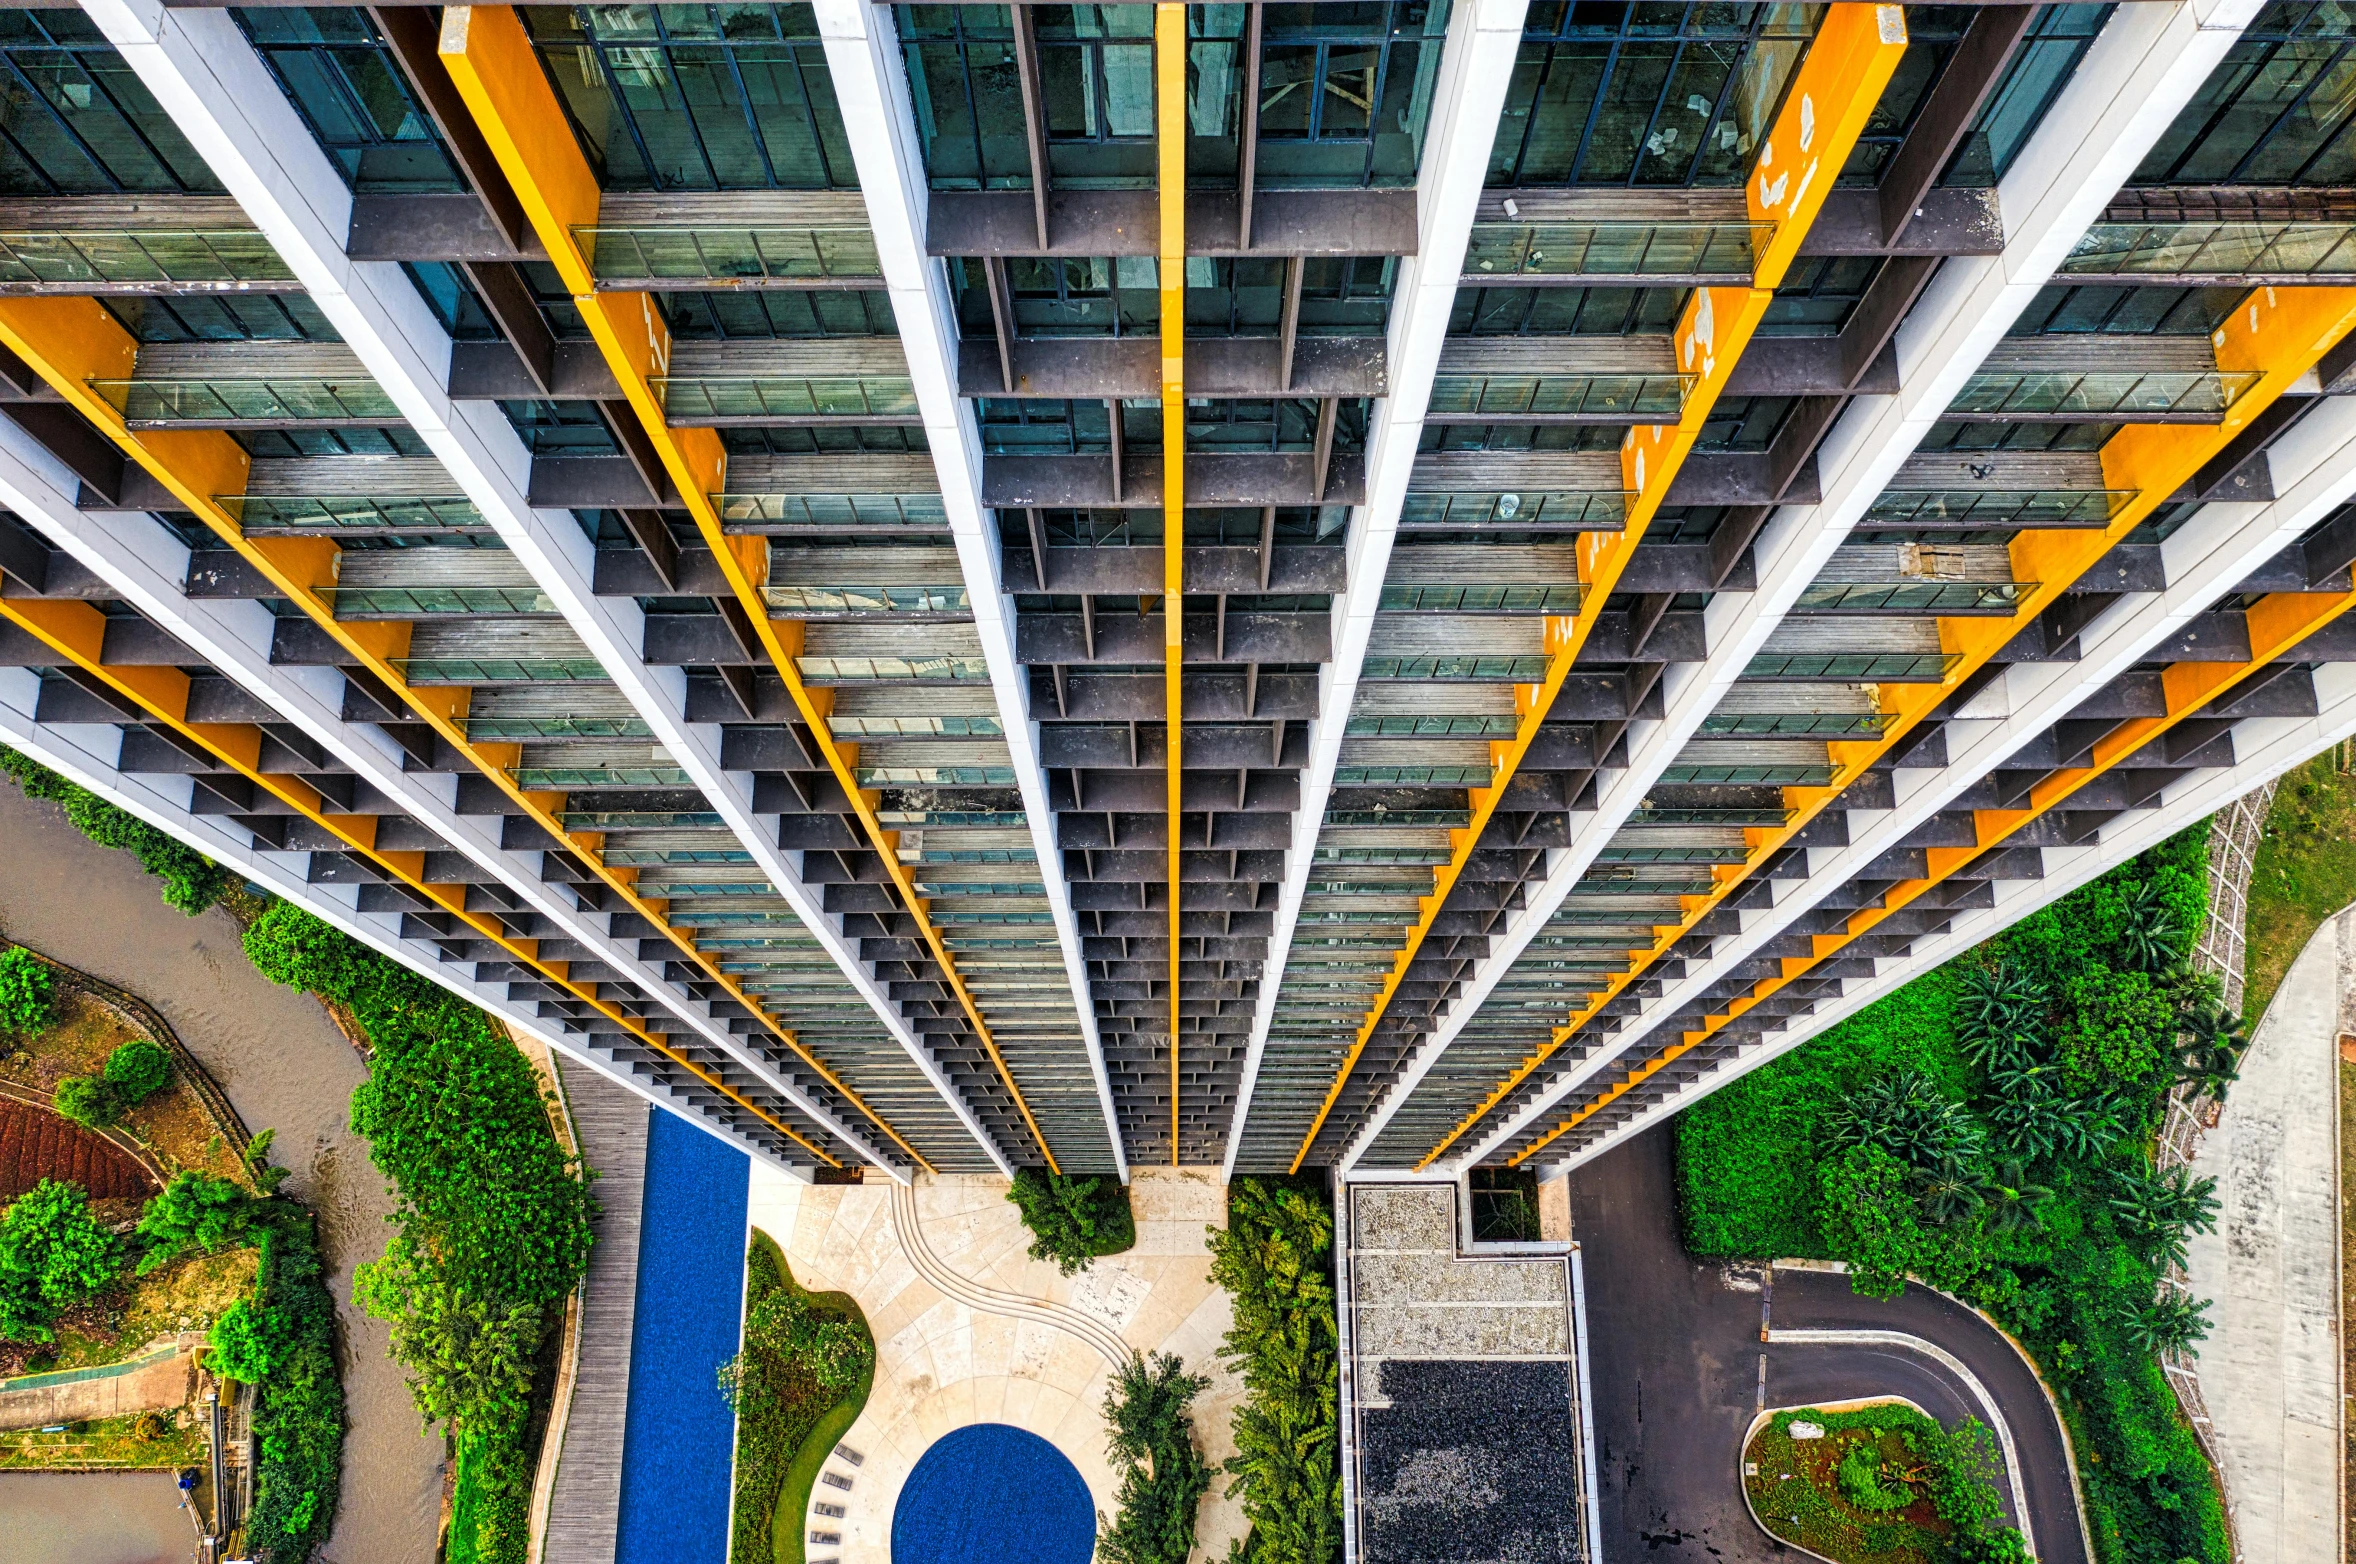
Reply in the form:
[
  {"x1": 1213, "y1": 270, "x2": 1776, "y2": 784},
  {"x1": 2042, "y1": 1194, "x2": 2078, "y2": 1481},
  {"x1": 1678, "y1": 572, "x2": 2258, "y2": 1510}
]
[{"x1": 0, "y1": 0, "x2": 2347, "y2": 1185}]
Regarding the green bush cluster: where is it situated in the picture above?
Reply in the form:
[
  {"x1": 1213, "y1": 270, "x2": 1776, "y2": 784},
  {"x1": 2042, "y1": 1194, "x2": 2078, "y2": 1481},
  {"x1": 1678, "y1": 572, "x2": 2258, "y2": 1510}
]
[
  {"x1": 1678, "y1": 830, "x2": 2231, "y2": 1564},
  {"x1": 1752, "y1": 1404, "x2": 2026, "y2": 1562},
  {"x1": 134, "y1": 1172, "x2": 344, "y2": 1562},
  {"x1": 1006, "y1": 1167, "x2": 1137, "y2": 1275},
  {"x1": 1099, "y1": 1352, "x2": 1214, "y2": 1564},
  {"x1": 0, "y1": 1178, "x2": 117, "y2": 1341},
  {"x1": 720, "y1": 1233, "x2": 874, "y2": 1564},
  {"x1": 1205, "y1": 1177, "x2": 1340, "y2": 1564},
  {"x1": 0, "y1": 746, "x2": 230, "y2": 915},
  {"x1": 243, "y1": 898, "x2": 595, "y2": 1564},
  {"x1": 0, "y1": 946, "x2": 54, "y2": 1036},
  {"x1": 52, "y1": 1041, "x2": 175, "y2": 1131}
]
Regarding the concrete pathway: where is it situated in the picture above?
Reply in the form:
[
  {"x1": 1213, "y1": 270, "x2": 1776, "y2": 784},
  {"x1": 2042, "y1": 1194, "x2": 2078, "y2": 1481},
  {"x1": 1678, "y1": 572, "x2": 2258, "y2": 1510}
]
[
  {"x1": 0, "y1": 1335, "x2": 202, "y2": 1432},
  {"x1": 747, "y1": 1167, "x2": 1244, "y2": 1564},
  {"x1": 2185, "y1": 906, "x2": 2348, "y2": 1564}
]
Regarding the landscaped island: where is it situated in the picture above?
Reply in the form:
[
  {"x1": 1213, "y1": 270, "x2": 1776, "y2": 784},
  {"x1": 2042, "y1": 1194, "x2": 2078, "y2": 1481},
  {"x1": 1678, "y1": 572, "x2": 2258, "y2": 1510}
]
[
  {"x1": 725, "y1": 1229, "x2": 875, "y2": 1564},
  {"x1": 1679, "y1": 830, "x2": 2231, "y2": 1563},
  {"x1": 1744, "y1": 1402, "x2": 2024, "y2": 1564}
]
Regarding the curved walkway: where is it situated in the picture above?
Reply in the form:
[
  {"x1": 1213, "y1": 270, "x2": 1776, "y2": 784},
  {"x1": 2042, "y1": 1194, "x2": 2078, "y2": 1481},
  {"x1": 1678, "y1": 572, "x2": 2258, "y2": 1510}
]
[
  {"x1": 0, "y1": 783, "x2": 440, "y2": 1563},
  {"x1": 749, "y1": 1169, "x2": 1246, "y2": 1564},
  {"x1": 1566, "y1": 1130, "x2": 2088, "y2": 1563}
]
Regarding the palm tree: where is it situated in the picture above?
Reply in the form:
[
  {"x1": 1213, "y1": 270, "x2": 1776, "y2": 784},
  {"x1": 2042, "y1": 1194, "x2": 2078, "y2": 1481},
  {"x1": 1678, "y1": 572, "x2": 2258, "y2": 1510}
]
[
  {"x1": 2116, "y1": 1290, "x2": 2212, "y2": 1356},
  {"x1": 2174, "y1": 1000, "x2": 2250, "y2": 1101},
  {"x1": 1917, "y1": 1159, "x2": 1991, "y2": 1226},
  {"x1": 1831, "y1": 1070, "x2": 1984, "y2": 1171},
  {"x1": 1984, "y1": 1160, "x2": 2055, "y2": 1235},
  {"x1": 1955, "y1": 960, "x2": 2045, "y2": 1072},
  {"x1": 2116, "y1": 880, "x2": 2181, "y2": 973},
  {"x1": 2110, "y1": 1165, "x2": 2220, "y2": 1270}
]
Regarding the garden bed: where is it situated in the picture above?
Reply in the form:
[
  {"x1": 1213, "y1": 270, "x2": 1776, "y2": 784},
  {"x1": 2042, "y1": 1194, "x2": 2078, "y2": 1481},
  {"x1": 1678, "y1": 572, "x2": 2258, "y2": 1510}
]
[
  {"x1": 5, "y1": 1245, "x2": 260, "y2": 1377},
  {"x1": 0, "y1": 986, "x2": 247, "y2": 1191},
  {"x1": 727, "y1": 1228, "x2": 875, "y2": 1564},
  {"x1": 1743, "y1": 1403, "x2": 1953, "y2": 1564}
]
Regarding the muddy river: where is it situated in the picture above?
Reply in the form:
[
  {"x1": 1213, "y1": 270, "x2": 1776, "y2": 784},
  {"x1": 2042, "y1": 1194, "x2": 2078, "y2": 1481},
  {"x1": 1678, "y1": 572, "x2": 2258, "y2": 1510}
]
[{"x1": 0, "y1": 783, "x2": 440, "y2": 1562}]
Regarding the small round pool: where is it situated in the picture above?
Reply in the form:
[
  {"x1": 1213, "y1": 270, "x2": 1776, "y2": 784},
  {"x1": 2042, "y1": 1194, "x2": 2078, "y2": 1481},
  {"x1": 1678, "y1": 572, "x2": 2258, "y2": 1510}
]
[{"x1": 890, "y1": 1422, "x2": 1095, "y2": 1564}]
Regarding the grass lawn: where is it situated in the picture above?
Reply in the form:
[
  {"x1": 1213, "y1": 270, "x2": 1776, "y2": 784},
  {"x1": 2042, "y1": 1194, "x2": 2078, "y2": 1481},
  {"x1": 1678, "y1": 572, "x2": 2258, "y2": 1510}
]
[
  {"x1": 2242, "y1": 754, "x2": 2356, "y2": 1025},
  {"x1": 0, "y1": 1407, "x2": 209, "y2": 1469},
  {"x1": 1744, "y1": 1409, "x2": 1951, "y2": 1564}
]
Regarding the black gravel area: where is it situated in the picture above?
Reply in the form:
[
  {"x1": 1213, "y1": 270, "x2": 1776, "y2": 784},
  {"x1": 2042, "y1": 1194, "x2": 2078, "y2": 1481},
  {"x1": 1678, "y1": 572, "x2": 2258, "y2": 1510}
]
[{"x1": 1360, "y1": 1359, "x2": 1585, "y2": 1564}]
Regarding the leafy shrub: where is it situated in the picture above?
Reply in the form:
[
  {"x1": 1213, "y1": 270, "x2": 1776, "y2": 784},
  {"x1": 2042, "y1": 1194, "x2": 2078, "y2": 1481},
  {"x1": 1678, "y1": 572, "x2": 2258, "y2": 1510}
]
[
  {"x1": 0, "y1": 947, "x2": 54, "y2": 1035},
  {"x1": 0, "y1": 746, "x2": 230, "y2": 914},
  {"x1": 0, "y1": 1178, "x2": 120, "y2": 1341},
  {"x1": 1814, "y1": 1144, "x2": 1938, "y2": 1299},
  {"x1": 354, "y1": 1243, "x2": 543, "y2": 1431},
  {"x1": 103, "y1": 1040, "x2": 171, "y2": 1104},
  {"x1": 1007, "y1": 1168, "x2": 1136, "y2": 1275},
  {"x1": 1099, "y1": 1352, "x2": 1214, "y2": 1564},
  {"x1": 745, "y1": 1281, "x2": 872, "y2": 1393},
  {"x1": 137, "y1": 1173, "x2": 266, "y2": 1272},
  {"x1": 1207, "y1": 1177, "x2": 1340, "y2": 1564},
  {"x1": 240, "y1": 896, "x2": 378, "y2": 1002},
  {"x1": 720, "y1": 1233, "x2": 874, "y2": 1564},
  {"x1": 50, "y1": 1075, "x2": 121, "y2": 1130},
  {"x1": 1835, "y1": 1443, "x2": 1913, "y2": 1511},
  {"x1": 2057, "y1": 968, "x2": 2173, "y2": 1090}
]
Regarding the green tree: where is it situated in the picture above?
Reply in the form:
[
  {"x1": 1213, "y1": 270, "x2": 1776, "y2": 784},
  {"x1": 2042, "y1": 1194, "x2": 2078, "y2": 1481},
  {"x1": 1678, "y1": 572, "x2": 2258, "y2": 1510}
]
[
  {"x1": 1953, "y1": 961, "x2": 2044, "y2": 1072},
  {"x1": 355, "y1": 1240, "x2": 542, "y2": 1434},
  {"x1": 1828, "y1": 1070, "x2": 1984, "y2": 1174},
  {"x1": 1948, "y1": 1528, "x2": 2034, "y2": 1564},
  {"x1": 0, "y1": 947, "x2": 54, "y2": 1036},
  {"x1": 208, "y1": 1296, "x2": 289, "y2": 1383},
  {"x1": 1207, "y1": 1180, "x2": 1340, "y2": 1564},
  {"x1": 239, "y1": 899, "x2": 375, "y2": 1003},
  {"x1": 1006, "y1": 1167, "x2": 1134, "y2": 1275},
  {"x1": 137, "y1": 1173, "x2": 264, "y2": 1273},
  {"x1": 50, "y1": 1074, "x2": 121, "y2": 1130},
  {"x1": 0, "y1": 1179, "x2": 121, "y2": 1341},
  {"x1": 2116, "y1": 1291, "x2": 2212, "y2": 1356},
  {"x1": 2111, "y1": 1166, "x2": 2220, "y2": 1272},
  {"x1": 2057, "y1": 968, "x2": 2174, "y2": 1090},
  {"x1": 1099, "y1": 1352, "x2": 1214, "y2": 1564},
  {"x1": 103, "y1": 1040, "x2": 171, "y2": 1105},
  {"x1": 2116, "y1": 880, "x2": 2183, "y2": 972}
]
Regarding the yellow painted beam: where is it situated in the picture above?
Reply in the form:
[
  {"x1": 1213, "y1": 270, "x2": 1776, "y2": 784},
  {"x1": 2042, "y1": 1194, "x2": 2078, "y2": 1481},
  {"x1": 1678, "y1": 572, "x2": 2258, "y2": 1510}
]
[
  {"x1": 1439, "y1": 284, "x2": 2356, "y2": 1169},
  {"x1": 1506, "y1": 575, "x2": 2356, "y2": 1165},
  {"x1": 0, "y1": 592, "x2": 842, "y2": 1165},
  {"x1": 1158, "y1": 0, "x2": 1186, "y2": 1167},
  {"x1": 438, "y1": 5, "x2": 1058, "y2": 1173},
  {"x1": 1284, "y1": 4, "x2": 1909, "y2": 1173},
  {"x1": 0, "y1": 290, "x2": 927, "y2": 1174}
]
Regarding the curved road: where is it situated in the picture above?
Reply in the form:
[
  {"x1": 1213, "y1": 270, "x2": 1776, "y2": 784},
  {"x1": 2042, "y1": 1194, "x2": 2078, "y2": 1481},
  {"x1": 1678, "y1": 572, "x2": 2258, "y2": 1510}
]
[{"x1": 1566, "y1": 1129, "x2": 2088, "y2": 1563}]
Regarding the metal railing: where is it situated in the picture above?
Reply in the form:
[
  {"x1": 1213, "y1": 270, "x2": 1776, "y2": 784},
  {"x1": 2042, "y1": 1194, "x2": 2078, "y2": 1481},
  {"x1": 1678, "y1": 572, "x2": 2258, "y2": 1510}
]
[
  {"x1": 715, "y1": 493, "x2": 949, "y2": 530},
  {"x1": 1951, "y1": 368, "x2": 2260, "y2": 420},
  {"x1": 574, "y1": 225, "x2": 882, "y2": 286},
  {"x1": 1864, "y1": 489, "x2": 2133, "y2": 530},
  {"x1": 656, "y1": 375, "x2": 919, "y2": 421},
  {"x1": 1793, "y1": 579, "x2": 2033, "y2": 615},
  {"x1": 228, "y1": 495, "x2": 486, "y2": 533},
  {"x1": 90, "y1": 378, "x2": 401, "y2": 425},
  {"x1": 791, "y1": 654, "x2": 991, "y2": 682},
  {"x1": 1425, "y1": 373, "x2": 1690, "y2": 420},
  {"x1": 0, "y1": 229, "x2": 291, "y2": 288},
  {"x1": 391, "y1": 657, "x2": 610, "y2": 684},
  {"x1": 1742, "y1": 650, "x2": 1959, "y2": 681},
  {"x1": 1360, "y1": 654, "x2": 1554, "y2": 680},
  {"x1": 1462, "y1": 221, "x2": 1765, "y2": 280},
  {"x1": 1398, "y1": 491, "x2": 1630, "y2": 528},
  {"x1": 1697, "y1": 712, "x2": 1888, "y2": 736},
  {"x1": 762, "y1": 584, "x2": 969, "y2": 614},
  {"x1": 2062, "y1": 221, "x2": 2356, "y2": 279},
  {"x1": 1379, "y1": 583, "x2": 1583, "y2": 612},
  {"x1": 323, "y1": 585, "x2": 558, "y2": 618},
  {"x1": 464, "y1": 716, "x2": 654, "y2": 740}
]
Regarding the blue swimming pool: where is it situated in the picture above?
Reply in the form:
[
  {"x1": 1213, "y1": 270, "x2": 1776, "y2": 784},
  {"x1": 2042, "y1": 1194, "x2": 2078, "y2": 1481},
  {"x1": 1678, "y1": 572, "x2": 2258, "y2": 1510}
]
[
  {"x1": 891, "y1": 1422, "x2": 1095, "y2": 1564},
  {"x1": 615, "y1": 1103, "x2": 750, "y2": 1564}
]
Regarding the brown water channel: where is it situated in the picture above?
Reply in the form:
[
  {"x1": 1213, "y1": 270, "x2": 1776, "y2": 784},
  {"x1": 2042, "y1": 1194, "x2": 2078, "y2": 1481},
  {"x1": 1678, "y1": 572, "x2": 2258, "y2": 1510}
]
[
  {"x1": 0, "y1": 783, "x2": 441, "y2": 1562},
  {"x1": 0, "y1": 1469, "x2": 205, "y2": 1563}
]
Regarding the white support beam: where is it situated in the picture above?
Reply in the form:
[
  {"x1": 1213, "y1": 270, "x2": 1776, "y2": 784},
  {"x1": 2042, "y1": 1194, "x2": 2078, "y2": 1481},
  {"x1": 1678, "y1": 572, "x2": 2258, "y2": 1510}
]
[
  {"x1": 1221, "y1": 0, "x2": 1532, "y2": 1178},
  {"x1": 1547, "y1": 661, "x2": 2356, "y2": 1174},
  {"x1": 1338, "y1": 0, "x2": 2269, "y2": 1171},
  {"x1": 812, "y1": 0, "x2": 1126, "y2": 1177},
  {"x1": 1461, "y1": 379, "x2": 2356, "y2": 1169},
  {"x1": 0, "y1": 673, "x2": 805, "y2": 1176},
  {"x1": 78, "y1": 0, "x2": 1007, "y2": 1176},
  {"x1": 0, "y1": 411, "x2": 897, "y2": 1174}
]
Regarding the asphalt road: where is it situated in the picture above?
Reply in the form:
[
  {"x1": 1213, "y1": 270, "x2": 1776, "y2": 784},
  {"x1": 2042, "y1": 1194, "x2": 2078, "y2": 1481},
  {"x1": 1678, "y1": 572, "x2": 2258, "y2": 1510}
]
[{"x1": 1565, "y1": 1128, "x2": 2089, "y2": 1564}]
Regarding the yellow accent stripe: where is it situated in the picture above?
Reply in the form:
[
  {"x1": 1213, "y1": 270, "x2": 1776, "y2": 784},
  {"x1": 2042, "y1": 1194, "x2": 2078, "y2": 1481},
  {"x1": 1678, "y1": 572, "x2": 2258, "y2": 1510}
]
[
  {"x1": 1442, "y1": 281, "x2": 2356, "y2": 1169},
  {"x1": 1509, "y1": 578, "x2": 2356, "y2": 1164},
  {"x1": 1287, "y1": 3, "x2": 1911, "y2": 1173},
  {"x1": 0, "y1": 593, "x2": 841, "y2": 1165},
  {"x1": 1158, "y1": 0, "x2": 1187, "y2": 1166},
  {"x1": 438, "y1": 5, "x2": 1057, "y2": 1173},
  {"x1": 0, "y1": 292, "x2": 928, "y2": 1175}
]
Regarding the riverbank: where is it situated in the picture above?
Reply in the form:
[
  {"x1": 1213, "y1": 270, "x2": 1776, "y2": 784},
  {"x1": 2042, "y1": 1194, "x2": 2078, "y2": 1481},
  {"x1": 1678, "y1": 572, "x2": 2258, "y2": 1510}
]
[{"x1": 0, "y1": 783, "x2": 439, "y2": 1562}]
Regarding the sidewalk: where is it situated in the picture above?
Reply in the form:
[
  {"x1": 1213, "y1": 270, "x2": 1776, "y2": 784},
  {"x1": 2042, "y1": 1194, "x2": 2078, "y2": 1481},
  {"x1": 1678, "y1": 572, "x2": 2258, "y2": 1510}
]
[{"x1": 2184, "y1": 906, "x2": 2348, "y2": 1564}]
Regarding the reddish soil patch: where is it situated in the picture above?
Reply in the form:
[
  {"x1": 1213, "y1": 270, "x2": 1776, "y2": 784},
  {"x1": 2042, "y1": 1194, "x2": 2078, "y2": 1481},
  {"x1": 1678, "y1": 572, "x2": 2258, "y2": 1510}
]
[{"x1": 0, "y1": 1099, "x2": 154, "y2": 1200}]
